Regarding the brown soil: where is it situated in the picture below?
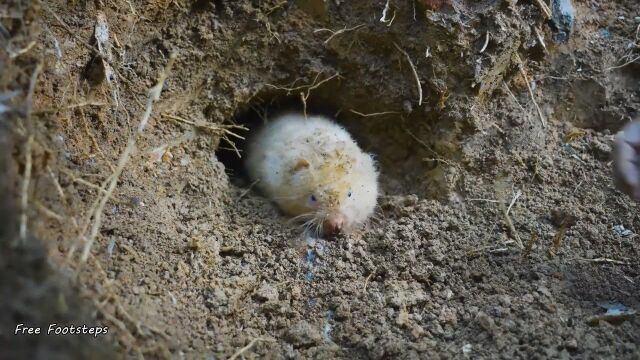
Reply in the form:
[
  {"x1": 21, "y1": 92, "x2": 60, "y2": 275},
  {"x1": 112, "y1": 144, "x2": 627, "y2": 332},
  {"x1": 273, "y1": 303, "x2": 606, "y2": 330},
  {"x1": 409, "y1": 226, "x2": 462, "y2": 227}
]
[{"x1": 2, "y1": 0, "x2": 639, "y2": 358}]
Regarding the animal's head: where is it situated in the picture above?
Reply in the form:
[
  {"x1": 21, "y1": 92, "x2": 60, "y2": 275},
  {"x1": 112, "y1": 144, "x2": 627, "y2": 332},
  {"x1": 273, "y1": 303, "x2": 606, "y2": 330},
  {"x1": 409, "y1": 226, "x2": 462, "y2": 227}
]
[{"x1": 283, "y1": 149, "x2": 379, "y2": 236}]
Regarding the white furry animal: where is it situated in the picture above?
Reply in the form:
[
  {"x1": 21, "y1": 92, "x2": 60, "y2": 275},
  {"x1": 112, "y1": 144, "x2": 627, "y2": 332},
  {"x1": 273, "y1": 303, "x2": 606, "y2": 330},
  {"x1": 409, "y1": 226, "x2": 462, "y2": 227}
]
[{"x1": 245, "y1": 113, "x2": 379, "y2": 235}]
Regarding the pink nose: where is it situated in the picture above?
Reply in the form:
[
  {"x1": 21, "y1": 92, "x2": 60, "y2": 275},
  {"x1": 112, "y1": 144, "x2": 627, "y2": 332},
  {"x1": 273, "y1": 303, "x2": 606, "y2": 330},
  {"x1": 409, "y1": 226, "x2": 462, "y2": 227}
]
[{"x1": 323, "y1": 213, "x2": 345, "y2": 235}]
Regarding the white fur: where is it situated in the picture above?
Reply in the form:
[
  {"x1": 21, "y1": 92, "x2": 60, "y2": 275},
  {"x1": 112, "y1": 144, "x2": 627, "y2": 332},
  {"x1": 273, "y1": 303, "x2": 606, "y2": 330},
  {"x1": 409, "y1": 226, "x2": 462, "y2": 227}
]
[{"x1": 245, "y1": 113, "x2": 379, "y2": 232}]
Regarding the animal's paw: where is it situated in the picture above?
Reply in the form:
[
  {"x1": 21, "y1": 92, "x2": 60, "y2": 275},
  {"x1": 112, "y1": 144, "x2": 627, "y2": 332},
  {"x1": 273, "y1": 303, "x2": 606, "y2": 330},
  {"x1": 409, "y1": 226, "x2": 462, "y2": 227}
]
[{"x1": 613, "y1": 120, "x2": 640, "y2": 201}]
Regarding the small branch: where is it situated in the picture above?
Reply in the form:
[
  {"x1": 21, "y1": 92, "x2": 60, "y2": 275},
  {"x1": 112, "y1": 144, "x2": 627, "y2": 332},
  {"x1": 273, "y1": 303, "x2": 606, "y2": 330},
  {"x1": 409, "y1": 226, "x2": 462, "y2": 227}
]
[
  {"x1": 499, "y1": 191, "x2": 524, "y2": 250},
  {"x1": 394, "y1": 43, "x2": 423, "y2": 106}
]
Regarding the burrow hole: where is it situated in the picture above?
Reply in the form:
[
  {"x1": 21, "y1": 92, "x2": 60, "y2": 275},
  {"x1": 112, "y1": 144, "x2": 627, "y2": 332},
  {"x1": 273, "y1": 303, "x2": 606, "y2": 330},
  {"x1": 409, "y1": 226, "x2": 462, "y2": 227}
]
[{"x1": 215, "y1": 87, "x2": 457, "y2": 199}]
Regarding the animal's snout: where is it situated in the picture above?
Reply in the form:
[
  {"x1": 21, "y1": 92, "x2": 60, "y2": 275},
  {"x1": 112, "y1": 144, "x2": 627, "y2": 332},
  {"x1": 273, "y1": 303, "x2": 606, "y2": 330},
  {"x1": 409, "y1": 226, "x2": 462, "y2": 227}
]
[{"x1": 323, "y1": 213, "x2": 345, "y2": 235}]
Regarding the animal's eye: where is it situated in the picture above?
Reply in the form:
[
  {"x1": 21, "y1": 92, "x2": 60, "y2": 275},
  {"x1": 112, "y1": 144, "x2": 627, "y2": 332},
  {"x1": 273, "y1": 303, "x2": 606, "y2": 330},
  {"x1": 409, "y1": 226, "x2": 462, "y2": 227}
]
[
  {"x1": 310, "y1": 194, "x2": 317, "y2": 202},
  {"x1": 347, "y1": 191, "x2": 352, "y2": 198}
]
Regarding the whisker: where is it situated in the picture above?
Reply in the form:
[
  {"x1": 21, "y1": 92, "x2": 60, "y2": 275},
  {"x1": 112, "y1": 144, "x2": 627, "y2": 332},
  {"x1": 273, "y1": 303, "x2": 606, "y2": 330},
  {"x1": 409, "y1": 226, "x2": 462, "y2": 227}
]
[
  {"x1": 299, "y1": 218, "x2": 316, "y2": 230},
  {"x1": 270, "y1": 194, "x2": 301, "y2": 201},
  {"x1": 315, "y1": 213, "x2": 327, "y2": 237},
  {"x1": 288, "y1": 212, "x2": 315, "y2": 223}
]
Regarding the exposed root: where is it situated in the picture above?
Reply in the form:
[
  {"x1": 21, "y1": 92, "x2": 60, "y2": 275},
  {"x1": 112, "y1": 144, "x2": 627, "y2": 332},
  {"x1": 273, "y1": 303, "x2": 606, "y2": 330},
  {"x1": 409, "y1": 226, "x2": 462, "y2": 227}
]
[
  {"x1": 577, "y1": 257, "x2": 632, "y2": 266},
  {"x1": 393, "y1": 43, "x2": 423, "y2": 106},
  {"x1": 349, "y1": 109, "x2": 401, "y2": 117},
  {"x1": 549, "y1": 216, "x2": 572, "y2": 257},
  {"x1": 522, "y1": 231, "x2": 537, "y2": 259},
  {"x1": 237, "y1": 179, "x2": 260, "y2": 201},
  {"x1": 362, "y1": 268, "x2": 377, "y2": 294},
  {"x1": 502, "y1": 81, "x2": 526, "y2": 113},
  {"x1": 8, "y1": 40, "x2": 37, "y2": 59},
  {"x1": 500, "y1": 190, "x2": 524, "y2": 249},
  {"x1": 34, "y1": 200, "x2": 64, "y2": 221},
  {"x1": 19, "y1": 135, "x2": 33, "y2": 243},
  {"x1": 79, "y1": 53, "x2": 177, "y2": 262},
  {"x1": 380, "y1": 0, "x2": 392, "y2": 23},
  {"x1": 266, "y1": 72, "x2": 340, "y2": 120},
  {"x1": 229, "y1": 338, "x2": 276, "y2": 360},
  {"x1": 533, "y1": 0, "x2": 551, "y2": 19},
  {"x1": 505, "y1": 190, "x2": 522, "y2": 216},
  {"x1": 516, "y1": 54, "x2": 546, "y2": 128},
  {"x1": 265, "y1": 72, "x2": 340, "y2": 95},
  {"x1": 604, "y1": 54, "x2": 640, "y2": 71},
  {"x1": 479, "y1": 31, "x2": 490, "y2": 53},
  {"x1": 79, "y1": 107, "x2": 116, "y2": 172},
  {"x1": 314, "y1": 24, "x2": 365, "y2": 45},
  {"x1": 160, "y1": 112, "x2": 248, "y2": 158},
  {"x1": 18, "y1": 63, "x2": 42, "y2": 244}
]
